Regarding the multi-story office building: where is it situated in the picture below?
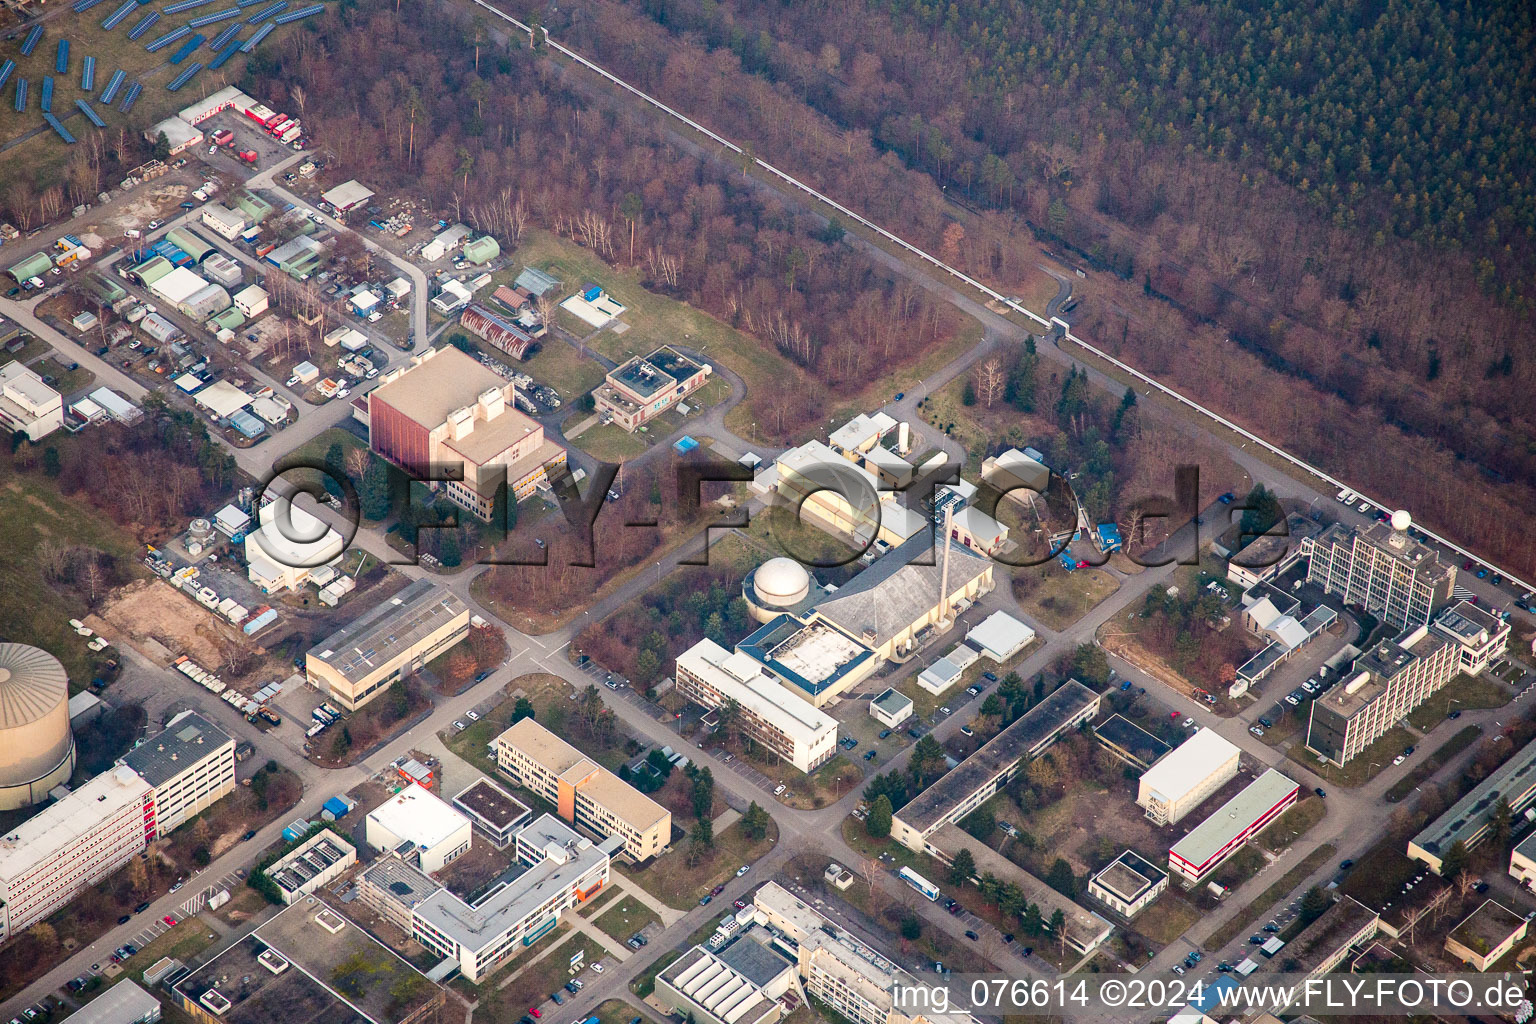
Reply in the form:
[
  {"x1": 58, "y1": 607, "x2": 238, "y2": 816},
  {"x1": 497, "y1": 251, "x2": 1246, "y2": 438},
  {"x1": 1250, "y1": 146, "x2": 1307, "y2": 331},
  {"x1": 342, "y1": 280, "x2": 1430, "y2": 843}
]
[
  {"x1": 360, "y1": 814, "x2": 620, "y2": 983},
  {"x1": 751, "y1": 882, "x2": 975, "y2": 1024},
  {"x1": 122, "y1": 710, "x2": 235, "y2": 838},
  {"x1": 364, "y1": 783, "x2": 473, "y2": 875},
  {"x1": 1430, "y1": 600, "x2": 1510, "y2": 677},
  {"x1": 674, "y1": 638, "x2": 839, "y2": 772},
  {"x1": 891, "y1": 680, "x2": 1100, "y2": 852},
  {"x1": 0, "y1": 766, "x2": 152, "y2": 943},
  {"x1": 494, "y1": 719, "x2": 671, "y2": 862},
  {"x1": 592, "y1": 346, "x2": 711, "y2": 432},
  {"x1": 1136, "y1": 728, "x2": 1241, "y2": 826},
  {"x1": 1168, "y1": 769, "x2": 1299, "y2": 885},
  {"x1": 1301, "y1": 515, "x2": 1454, "y2": 630},
  {"x1": 1305, "y1": 623, "x2": 1458, "y2": 766},
  {"x1": 305, "y1": 579, "x2": 469, "y2": 711}
]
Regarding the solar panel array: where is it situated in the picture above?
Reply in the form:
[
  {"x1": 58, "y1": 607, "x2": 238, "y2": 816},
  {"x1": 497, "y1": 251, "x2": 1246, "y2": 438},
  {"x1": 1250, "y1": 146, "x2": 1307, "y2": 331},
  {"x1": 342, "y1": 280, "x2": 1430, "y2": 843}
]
[
  {"x1": 71, "y1": 0, "x2": 109, "y2": 11},
  {"x1": 19, "y1": 25, "x2": 44, "y2": 57},
  {"x1": 117, "y1": 80, "x2": 141, "y2": 112},
  {"x1": 165, "y1": 60, "x2": 202, "y2": 91},
  {"x1": 240, "y1": 21, "x2": 274, "y2": 50},
  {"x1": 13, "y1": 77, "x2": 27, "y2": 112},
  {"x1": 208, "y1": 36, "x2": 242, "y2": 69},
  {"x1": 80, "y1": 54, "x2": 96, "y2": 90},
  {"x1": 75, "y1": 97, "x2": 107, "y2": 127},
  {"x1": 207, "y1": 22, "x2": 242, "y2": 49},
  {"x1": 126, "y1": 10, "x2": 160, "y2": 39},
  {"x1": 98, "y1": 68, "x2": 126, "y2": 103},
  {"x1": 271, "y1": 3, "x2": 320, "y2": 23},
  {"x1": 44, "y1": 112, "x2": 76, "y2": 143},
  {"x1": 245, "y1": 0, "x2": 286, "y2": 23},
  {"x1": 54, "y1": 39, "x2": 69, "y2": 73},
  {"x1": 162, "y1": 0, "x2": 216, "y2": 13},
  {"x1": 0, "y1": 60, "x2": 13, "y2": 92},
  {"x1": 39, "y1": 74, "x2": 53, "y2": 112},
  {"x1": 101, "y1": 0, "x2": 138, "y2": 30},
  {"x1": 188, "y1": 6, "x2": 240, "y2": 27},
  {"x1": 168, "y1": 33, "x2": 205, "y2": 64},
  {"x1": 145, "y1": 25, "x2": 192, "y2": 51}
]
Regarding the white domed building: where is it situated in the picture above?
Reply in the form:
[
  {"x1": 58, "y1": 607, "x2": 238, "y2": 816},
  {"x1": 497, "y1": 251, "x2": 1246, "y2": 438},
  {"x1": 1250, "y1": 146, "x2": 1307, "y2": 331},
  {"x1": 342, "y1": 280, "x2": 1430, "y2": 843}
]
[
  {"x1": 743, "y1": 556, "x2": 820, "y2": 623},
  {"x1": 0, "y1": 643, "x2": 76, "y2": 810}
]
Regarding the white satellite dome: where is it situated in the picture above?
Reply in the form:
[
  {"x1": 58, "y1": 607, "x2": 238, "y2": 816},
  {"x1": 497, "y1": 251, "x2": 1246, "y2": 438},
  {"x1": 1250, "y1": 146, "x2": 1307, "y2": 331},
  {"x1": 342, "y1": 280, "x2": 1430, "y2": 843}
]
[
  {"x1": 1390, "y1": 509, "x2": 1411, "y2": 532},
  {"x1": 753, "y1": 557, "x2": 811, "y2": 608}
]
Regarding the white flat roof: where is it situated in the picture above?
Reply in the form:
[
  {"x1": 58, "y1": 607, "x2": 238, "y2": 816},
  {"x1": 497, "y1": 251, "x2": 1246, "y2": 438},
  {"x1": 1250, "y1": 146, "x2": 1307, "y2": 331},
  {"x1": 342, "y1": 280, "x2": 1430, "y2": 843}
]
[
  {"x1": 321, "y1": 180, "x2": 375, "y2": 210},
  {"x1": 828, "y1": 411, "x2": 895, "y2": 450},
  {"x1": 679, "y1": 639, "x2": 836, "y2": 743},
  {"x1": 247, "y1": 498, "x2": 343, "y2": 568},
  {"x1": 966, "y1": 610, "x2": 1034, "y2": 655},
  {"x1": 193, "y1": 379, "x2": 254, "y2": 419},
  {"x1": 366, "y1": 782, "x2": 470, "y2": 852},
  {"x1": 0, "y1": 766, "x2": 150, "y2": 880},
  {"x1": 149, "y1": 265, "x2": 209, "y2": 305},
  {"x1": 1139, "y1": 728, "x2": 1240, "y2": 804}
]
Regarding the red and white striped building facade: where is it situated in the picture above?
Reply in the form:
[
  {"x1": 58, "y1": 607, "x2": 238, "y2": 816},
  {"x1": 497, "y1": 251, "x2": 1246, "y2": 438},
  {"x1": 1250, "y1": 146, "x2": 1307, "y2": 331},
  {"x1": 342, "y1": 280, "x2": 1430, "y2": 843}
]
[
  {"x1": 0, "y1": 766, "x2": 153, "y2": 943},
  {"x1": 1168, "y1": 768, "x2": 1300, "y2": 885}
]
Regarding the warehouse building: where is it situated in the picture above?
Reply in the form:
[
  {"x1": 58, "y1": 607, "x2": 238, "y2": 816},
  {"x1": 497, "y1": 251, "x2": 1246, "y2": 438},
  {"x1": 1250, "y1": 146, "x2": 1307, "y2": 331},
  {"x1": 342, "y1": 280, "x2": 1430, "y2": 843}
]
[
  {"x1": 1167, "y1": 769, "x2": 1300, "y2": 884},
  {"x1": 0, "y1": 361, "x2": 63, "y2": 440},
  {"x1": 1302, "y1": 512, "x2": 1454, "y2": 630},
  {"x1": 675, "y1": 638, "x2": 839, "y2": 773},
  {"x1": 1409, "y1": 736, "x2": 1536, "y2": 873},
  {"x1": 148, "y1": 265, "x2": 209, "y2": 306},
  {"x1": 367, "y1": 346, "x2": 567, "y2": 520},
  {"x1": 122, "y1": 710, "x2": 235, "y2": 838},
  {"x1": 320, "y1": 180, "x2": 374, "y2": 214},
  {"x1": 1137, "y1": 728, "x2": 1242, "y2": 825},
  {"x1": 1088, "y1": 850, "x2": 1169, "y2": 919},
  {"x1": 59, "y1": 981, "x2": 161, "y2": 1024},
  {"x1": 145, "y1": 117, "x2": 202, "y2": 155},
  {"x1": 1304, "y1": 623, "x2": 1458, "y2": 767},
  {"x1": 892, "y1": 680, "x2": 1100, "y2": 851},
  {"x1": 459, "y1": 303, "x2": 535, "y2": 360},
  {"x1": 305, "y1": 578, "x2": 469, "y2": 711},
  {"x1": 965, "y1": 611, "x2": 1035, "y2": 661},
  {"x1": 232, "y1": 284, "x2": 268, "y2": 318},
  {"x1": 201, "y1": 253, "x2": 242, "y2": 288},
  {"x1": 592, "y1": 345, "x2": 711, "y2": 432},
  {"x1": 365, "y1": 783, "x2": 473, "y2": 874},
  {"x1": 494, "y1": 718, "x2": 670, "y2": 862},
  {"x1": 179, "y1": 282, "x2": 231, "y2": 322},
  {"x1": 265, "y1": 235, "x2": 324, "y2": 278},
  {"x1": 360, "y1": 814, "x2": 620, "y2": 983},
  {"x1": 0, "y1": 766, "x2": 152, "y2": 942}
]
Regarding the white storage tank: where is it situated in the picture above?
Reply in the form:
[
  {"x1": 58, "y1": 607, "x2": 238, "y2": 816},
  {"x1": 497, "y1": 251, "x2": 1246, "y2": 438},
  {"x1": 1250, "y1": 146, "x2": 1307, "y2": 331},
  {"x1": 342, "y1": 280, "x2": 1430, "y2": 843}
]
[{"x1": 0, "y1": 644, "x2": 76, "y2": 810}]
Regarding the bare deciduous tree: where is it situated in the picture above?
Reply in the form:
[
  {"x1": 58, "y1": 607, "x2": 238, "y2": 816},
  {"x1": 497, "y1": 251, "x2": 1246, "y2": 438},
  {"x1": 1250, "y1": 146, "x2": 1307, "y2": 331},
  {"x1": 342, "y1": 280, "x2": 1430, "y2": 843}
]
[{"x1": 976, "y1": 357, "x2": 1005, "y2": 407}]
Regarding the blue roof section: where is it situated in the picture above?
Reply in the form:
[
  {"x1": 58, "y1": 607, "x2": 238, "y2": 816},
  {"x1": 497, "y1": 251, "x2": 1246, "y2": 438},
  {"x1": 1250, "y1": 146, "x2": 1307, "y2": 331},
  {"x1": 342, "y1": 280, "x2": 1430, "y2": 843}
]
[
  {"x1": 322, "y1": 795, "x2": 351, "y2": 816},
  {"x1": 674, "y1": 435, "x2": 699, "y2": 453},
  {"x1": 1096, "y1": 522, "x2": 1122, "y2": 552},
  {"x1": 735, "y1": 613, "x2": 876, "y2": 698}
]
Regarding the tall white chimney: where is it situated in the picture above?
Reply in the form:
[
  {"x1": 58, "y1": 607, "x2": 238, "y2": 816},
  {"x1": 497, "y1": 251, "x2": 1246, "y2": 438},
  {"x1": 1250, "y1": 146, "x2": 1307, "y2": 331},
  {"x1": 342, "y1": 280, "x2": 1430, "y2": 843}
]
[{"x1": 938, "y1": 504, "x2": 954, "y2": 621}]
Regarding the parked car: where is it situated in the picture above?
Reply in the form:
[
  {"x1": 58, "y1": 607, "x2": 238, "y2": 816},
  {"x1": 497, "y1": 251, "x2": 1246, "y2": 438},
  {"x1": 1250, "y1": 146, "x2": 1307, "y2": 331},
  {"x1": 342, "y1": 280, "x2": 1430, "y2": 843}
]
[
  {"x1": 1314, "y1": 787, "x2": 1326, "y2": 798},
  {"x1": 243, "y1": 830, "x2": 257, "y2": 841},
  {"x1": 964, "y1": 931, "x2": 979, "y2": 941},
  {"x1": 737, "y1": 865, "x2": 751, "y2": 877},
  {"x1": 162, "y1": 915, "x2": 177, "y2": 926},
  {"x1": 982, "y1": 672, "x2": 998, "y2": 682}
]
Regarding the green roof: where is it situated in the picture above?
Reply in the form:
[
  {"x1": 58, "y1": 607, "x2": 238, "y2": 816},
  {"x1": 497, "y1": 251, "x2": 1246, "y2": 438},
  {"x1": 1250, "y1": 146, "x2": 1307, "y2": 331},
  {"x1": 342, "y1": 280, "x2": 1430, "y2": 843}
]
[
  {"x1": 7, "y1": 252, "x2": 53, "y2": 283},
  {"x1": 211, "y1": 307, "x2": 245, "y2": 329}
]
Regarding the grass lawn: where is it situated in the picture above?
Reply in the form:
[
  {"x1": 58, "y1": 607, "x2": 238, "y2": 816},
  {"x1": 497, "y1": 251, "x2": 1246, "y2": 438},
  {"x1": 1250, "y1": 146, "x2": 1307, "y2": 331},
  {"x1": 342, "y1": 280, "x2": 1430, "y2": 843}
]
[
  {"x1": 483, "y1": 928, "x2": 594, "y2": 1010},
  {"x1": 570, "y1": 420, "x2": 651, "y2": 462},
  {"x1": 506, "y1": 229, "x2": 786, "y2": 405},
  {"x1": 1010, "y1": 568, "x2": 1122, "y2": 630},
  {"x1": 577, "y1": 887, "x2": 620, "y2": 918},
  {"x1": 1204, "y1": 843, "x2": 1337, "y2": 948},
  {"x1": 441, "y1": 672, "x2": 575, "y2": 779},
  {"x1": 593, "y1": 894, "x2": 660, "y2": 942},
  {"x1": 774, "y1": 754, "x2": 863, "y2": 810},
  {"x1": 35, "y1": 355, "x2": 95, "y2": 395},
  {"x1": 1257, "y1": 796, "x2": 1327, "y2": 853},
  {"x1": 118, "y1": 913, "x2": 222, "y2": 978},
  {"x1": 520, "y1": 340, "x2": 610, "y2": 399},
  {"x1": 1133, "y1": 893, "x2": 1204, "y2": 947},
  {"x1": 271, "y1": 426, "x2": 368, "y2": 492},
  {"x1": 593, "y1": 999, "x2": 652, "y2": 1024},
  {"x1": 1405, "y1": 673, "x2": 1511, "y2": 731},
  {"x1": 1289, "y1": 725, "x2": 1416, "y2": 788},
  {"x1": 616, "y1": 819, "x2": 777, "y2": 910},
  {"x1": 0, "y1": 472, "x2": 142, "y2": 683}
]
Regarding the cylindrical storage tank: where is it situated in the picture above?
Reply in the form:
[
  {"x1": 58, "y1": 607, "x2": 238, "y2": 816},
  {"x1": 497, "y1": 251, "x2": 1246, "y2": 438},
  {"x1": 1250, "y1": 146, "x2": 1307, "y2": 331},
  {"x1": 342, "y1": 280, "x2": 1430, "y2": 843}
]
[{"x1": 0, "y1": 644, "x2": 76, "y2": 810}]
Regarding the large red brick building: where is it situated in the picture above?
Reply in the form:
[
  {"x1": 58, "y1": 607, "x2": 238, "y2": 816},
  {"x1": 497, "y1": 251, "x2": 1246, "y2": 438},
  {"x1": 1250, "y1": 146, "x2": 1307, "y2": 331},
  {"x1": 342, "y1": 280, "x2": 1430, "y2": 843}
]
[{"x1": 367, "y1": 346, "x2": 566, "y2": 520}]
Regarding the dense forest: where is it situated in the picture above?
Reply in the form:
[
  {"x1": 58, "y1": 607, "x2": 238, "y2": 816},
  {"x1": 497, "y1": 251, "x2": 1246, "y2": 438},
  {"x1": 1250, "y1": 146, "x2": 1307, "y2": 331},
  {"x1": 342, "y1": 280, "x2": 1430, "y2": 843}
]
[
  {"x1": 536, "y1": 0, "x2": 1536, "y2": 575},
  {"x1": 237, "y1": 1, "x2": 961, "y2": 438}
]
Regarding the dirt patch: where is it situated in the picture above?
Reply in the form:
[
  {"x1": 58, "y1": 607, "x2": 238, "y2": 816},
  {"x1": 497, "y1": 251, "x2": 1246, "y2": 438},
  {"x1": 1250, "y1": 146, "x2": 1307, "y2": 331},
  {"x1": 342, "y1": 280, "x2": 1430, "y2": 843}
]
[{"x1": 88, "y1": 578, "x2": 248, "y2": 668}]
